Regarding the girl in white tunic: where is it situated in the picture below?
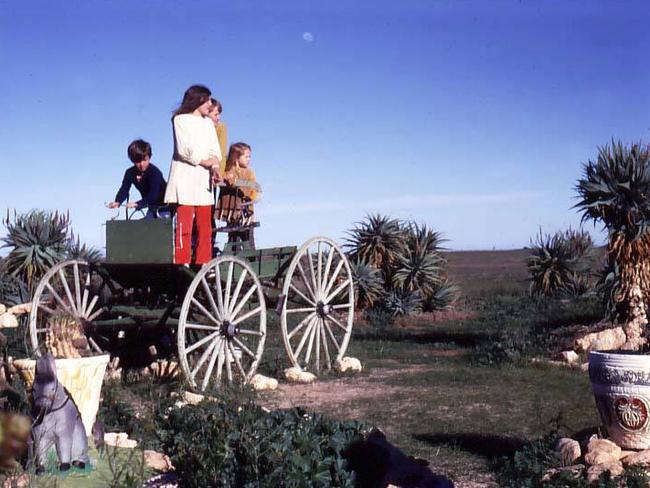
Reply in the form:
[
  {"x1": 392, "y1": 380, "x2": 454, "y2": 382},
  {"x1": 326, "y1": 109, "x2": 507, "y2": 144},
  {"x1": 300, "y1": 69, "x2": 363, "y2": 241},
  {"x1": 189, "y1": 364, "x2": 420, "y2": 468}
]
[{"x1": 164, "y1": 85, "x2": 222, "y2": 264}]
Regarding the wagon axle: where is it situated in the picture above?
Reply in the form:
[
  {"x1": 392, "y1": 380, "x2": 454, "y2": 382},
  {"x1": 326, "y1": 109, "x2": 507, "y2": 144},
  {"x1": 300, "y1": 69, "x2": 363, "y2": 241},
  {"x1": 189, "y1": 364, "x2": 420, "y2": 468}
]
[
  {"x1": 316, "y1": 301, "x2": 331, "y2": 318},
  {"x1": 220, "y1": 320, "x2": 240, "y2": 340}
]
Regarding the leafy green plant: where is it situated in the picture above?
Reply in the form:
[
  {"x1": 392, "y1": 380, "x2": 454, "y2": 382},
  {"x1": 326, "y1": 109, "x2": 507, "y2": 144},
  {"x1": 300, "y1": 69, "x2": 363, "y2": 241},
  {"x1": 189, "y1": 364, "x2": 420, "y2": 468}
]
[
  {"x1": 67, "y1": 231, "x2": 103, "y2": 261},
  {"x1": 156, "y1": 399, "x2": 367, "y2": 488},
  {"x1": 345, "y1": 214, "x2": 405, "y2": 274},
  {"x1": 2, "y1": 210, "x2": 70, "y2": 291},
  {"x1": 350, "y1": 259, "x2": 384, "y2": 308},
  {"x1": 527, "y1": 228, "x2": 595, "y2": 297},
  {"x1": 575, "y1": 140, "x2": 650, "y2": 349},
  {"x1": 423, "y1": 279, "x2": 460, "y2": 311},
  {"x1": 383, "y1": 288, "x2": 423, "y2": 317}
]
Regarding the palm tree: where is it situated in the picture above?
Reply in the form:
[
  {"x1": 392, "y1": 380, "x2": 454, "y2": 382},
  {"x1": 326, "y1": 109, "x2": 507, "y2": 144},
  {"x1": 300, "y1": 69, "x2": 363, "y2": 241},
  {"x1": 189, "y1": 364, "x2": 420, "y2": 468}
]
[{"x1": 575, "y1": 140, "x2": 650, "y2": 350}]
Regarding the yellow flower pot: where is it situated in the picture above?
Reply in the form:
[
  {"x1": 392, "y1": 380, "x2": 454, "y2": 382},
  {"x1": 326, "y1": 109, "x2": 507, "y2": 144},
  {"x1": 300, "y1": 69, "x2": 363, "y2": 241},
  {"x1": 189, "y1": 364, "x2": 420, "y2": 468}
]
[{"x1": 13, "y1": 355, "x2": 110, "y2": 435}]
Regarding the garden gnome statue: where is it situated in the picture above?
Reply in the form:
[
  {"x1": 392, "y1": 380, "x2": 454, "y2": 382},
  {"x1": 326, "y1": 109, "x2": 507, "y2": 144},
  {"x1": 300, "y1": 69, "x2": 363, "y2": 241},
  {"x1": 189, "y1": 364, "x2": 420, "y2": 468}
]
[{"x1": 30, "y1": 353, "x2": 89, "y2": 471}]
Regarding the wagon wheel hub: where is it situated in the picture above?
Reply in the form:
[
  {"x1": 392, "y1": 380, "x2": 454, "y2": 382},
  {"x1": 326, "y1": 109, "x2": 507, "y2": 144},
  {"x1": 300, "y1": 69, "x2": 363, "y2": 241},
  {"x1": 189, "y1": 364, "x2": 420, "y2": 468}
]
[
  {"x1": 316, "y1": 301, "x2": 331, "y2": 318},
  {"x1": 220, "y1": 320, "x2": 239, "y2": 340}
]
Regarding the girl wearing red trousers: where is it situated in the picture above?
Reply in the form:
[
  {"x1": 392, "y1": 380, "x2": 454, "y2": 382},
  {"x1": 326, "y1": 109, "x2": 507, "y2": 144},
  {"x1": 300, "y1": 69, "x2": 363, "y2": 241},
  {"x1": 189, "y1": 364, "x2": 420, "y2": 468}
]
[{"x1": 164, "y1": 85, "x2": 222, "y2": 264}]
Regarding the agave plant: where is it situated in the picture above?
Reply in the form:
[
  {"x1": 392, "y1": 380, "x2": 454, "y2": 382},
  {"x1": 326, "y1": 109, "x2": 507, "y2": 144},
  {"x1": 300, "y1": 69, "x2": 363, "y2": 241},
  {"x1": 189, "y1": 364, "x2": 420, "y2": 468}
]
[
  {"x1": 383, "y1": 288, "x2": 423, "y2": 317},
  {"x1": 350, "y1": 259, "x2": 384, "y2": 309},
  {"x1": 67, "y1": 232, "x2": 103, "y2": 262},
  {"x1": 403, "y1": 222, "x2": 445, "y2": 254},
  {"x1": 2, "y1": 210, "x2": 71, "y2": 291},
  {"x1": 423, "y1": 279, "x2": 459, "y2": 311},
  {"x1": 0, "y1": 268, "x2": 29, "y2": 306},
  {"x1": 575, "y1": 140, "x2": 650, "y2": 350},
  {"x1": 527, "y1": 228, "x2": 594, "y2": 297},
  {"x1": 345, "y1": 214, "x2": 406, "y2": 275},
  {"x1": 392, "y1": 244, "x2": 444, "y2": 296}
]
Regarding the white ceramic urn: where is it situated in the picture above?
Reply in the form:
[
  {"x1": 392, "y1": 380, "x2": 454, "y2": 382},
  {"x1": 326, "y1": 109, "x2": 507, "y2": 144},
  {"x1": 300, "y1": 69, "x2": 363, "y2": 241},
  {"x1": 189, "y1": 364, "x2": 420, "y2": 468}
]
[{"x1": 589, "y1": 350, "x2": 650, "y2": 449}]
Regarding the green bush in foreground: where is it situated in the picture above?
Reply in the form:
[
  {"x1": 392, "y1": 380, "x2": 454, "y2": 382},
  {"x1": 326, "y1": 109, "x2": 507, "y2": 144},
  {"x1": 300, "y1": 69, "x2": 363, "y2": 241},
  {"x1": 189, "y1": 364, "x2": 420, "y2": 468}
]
[{"x1": 157, "y1": 400, "x2": 367, "y2": 488}]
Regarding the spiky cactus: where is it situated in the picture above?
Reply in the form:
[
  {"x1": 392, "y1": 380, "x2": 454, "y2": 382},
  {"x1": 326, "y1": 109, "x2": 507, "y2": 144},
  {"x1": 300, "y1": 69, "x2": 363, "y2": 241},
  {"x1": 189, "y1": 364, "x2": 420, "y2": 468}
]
[
  {"x1": 2, "y1": 210, "x2": 70, "y2": 291},
  {"x1": 575, "y1": 140, "x2": 650, "y2": 350}
]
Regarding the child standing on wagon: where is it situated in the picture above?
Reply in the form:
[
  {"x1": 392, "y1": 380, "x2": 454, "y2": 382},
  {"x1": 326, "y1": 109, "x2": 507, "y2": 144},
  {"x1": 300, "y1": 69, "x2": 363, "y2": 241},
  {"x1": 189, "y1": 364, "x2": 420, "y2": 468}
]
[{"x1": 215, "y1": 142, "x2": 258, "y2": 246}]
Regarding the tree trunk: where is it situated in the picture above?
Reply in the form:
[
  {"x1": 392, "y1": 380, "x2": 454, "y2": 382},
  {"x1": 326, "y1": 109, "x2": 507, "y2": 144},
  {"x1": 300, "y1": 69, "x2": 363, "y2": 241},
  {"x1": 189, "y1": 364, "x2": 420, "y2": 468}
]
[{"x1": 620, "y1": 282, "x2": 648, "y2": 350}]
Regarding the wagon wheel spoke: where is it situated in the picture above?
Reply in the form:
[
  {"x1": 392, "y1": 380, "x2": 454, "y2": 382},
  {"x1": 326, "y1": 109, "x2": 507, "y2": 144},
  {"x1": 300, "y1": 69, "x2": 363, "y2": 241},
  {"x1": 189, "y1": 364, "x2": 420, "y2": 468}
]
[
  {"x1": 228, "y1": 268, "x2": 249, "y2": 316},
  {"x1": 287, "y1": 312, "x2": 315, "y2": 340},
  {"x1": 30, "y1": 260, "x2": 111, "y2": 357},
  {"x1": 281, "y1": 237, "x2": 354, "y2": 372},
  {"x1": 178, "y1": 256, "x2": 266, "y2": 391},
  {"x1": 320, "y1": 318, "x2": 332, "y2": 369},
  {"x1": 201, "y1": 278, "x2": 222, "y2": 321},
  {"x1": 191, "y1": 337, "x2": 220, "y2": 380},
  {"x1": 229, "y1": 342, "x2": 247, "y2": 378},
  {"x1": 296, "y1": 260, "x2": 317, "y2": 302}
]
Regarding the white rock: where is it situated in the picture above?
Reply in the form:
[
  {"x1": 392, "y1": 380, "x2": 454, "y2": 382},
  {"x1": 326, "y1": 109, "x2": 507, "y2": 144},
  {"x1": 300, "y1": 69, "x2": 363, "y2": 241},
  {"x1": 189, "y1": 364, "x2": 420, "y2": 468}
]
[
  {"x1": 555, "y1": 438, "x2": 581, "y2": 466},
  {"x1": 585, "y1": 438, "x2": 622, "y2": 466},
  {"x1": 144, "y1": 450, "x2": 173, "y2": 472},
  {"x1": 249, "y1": 374, "x2": 278, "y2": 391},
  {"x1": 580, "y1": 362, "x2": 589, "y2": 372},
  {"x1": 575, "y1": 327, "x2": 626, "y2": 353},
  {"x1": 335, "y1": 357, "x2": 363, "y2": 373},
  {"x1": 0, "y1": 313, "x2": 18, "y2": 329},
  {"x1": 7, "y1": 303, "x2": 31, "y2": 315},
  {"x1": 559, "y1": 351, "x2": 580, "y2": 365},
  {"x1": 0, "y1": 304, "x2": 5, "y2": 314},
  {"x1": 284, "y1": 367, "x2": 316, "y2": 384},
  {"x1": 104, "y1": 432, "x2": 138, "y2": 448},
  {"x1": 622, "y1": 449, "x2": 650, "y2": 466}
]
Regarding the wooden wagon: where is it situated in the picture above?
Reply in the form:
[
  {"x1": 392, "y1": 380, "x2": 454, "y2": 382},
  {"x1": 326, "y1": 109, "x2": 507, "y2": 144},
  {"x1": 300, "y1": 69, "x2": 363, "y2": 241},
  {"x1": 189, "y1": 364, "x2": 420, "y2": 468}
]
[{"x1": 28, "y1": 205, "x2": 355, "y2": 392}]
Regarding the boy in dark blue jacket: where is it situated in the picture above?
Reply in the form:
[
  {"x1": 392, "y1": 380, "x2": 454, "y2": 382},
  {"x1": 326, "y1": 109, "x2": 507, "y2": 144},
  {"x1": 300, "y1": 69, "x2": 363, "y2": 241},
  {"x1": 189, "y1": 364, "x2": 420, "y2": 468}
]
[{"x1": 108, "y1": 139, "x2": 168, "y2": 219}]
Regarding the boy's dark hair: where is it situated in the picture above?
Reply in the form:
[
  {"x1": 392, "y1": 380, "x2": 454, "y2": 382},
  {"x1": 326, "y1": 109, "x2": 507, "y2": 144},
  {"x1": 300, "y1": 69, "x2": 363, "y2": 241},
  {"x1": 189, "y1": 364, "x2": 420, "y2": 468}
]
[{"x1": 127, "y1": 139, "x2": 152, "y2": 163}]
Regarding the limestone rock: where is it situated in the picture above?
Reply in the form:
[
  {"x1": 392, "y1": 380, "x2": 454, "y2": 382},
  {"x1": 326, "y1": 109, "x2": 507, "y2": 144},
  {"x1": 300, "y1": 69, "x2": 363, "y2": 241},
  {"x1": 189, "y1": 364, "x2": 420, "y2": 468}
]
[
  {"x1": 585, "y1": 438, "x2": 622, "y2": 466},
  {"x1": 542, "y1": 464, "x2": 584, "y2": 483},
  {"x1": 622, "y1": 449, "x2": 650, "y2": 467},
  {"x1": 555, "y1": 438, "x2": 581, "y2": 466},
  {"x1": 575, "y1": 327, "x2": 626, "y2": 353},
  {"x1": 559, "y1": 351, "x2": 579, "y2": 365},
  {"x1": 0, "y1": 313, "x2": 18, "y2": 329},
  {"x1": 104, "y1": 432, "x2": 138, "y2": 448},
  {"x1": 7, "y1": 303, "x2": 31, "y2": 315},
  {"x1": 0, "y1": 304, "x2": 5, "y2": 314},
  {"x1": 335, "y1": 357, "x2": 363, "y2": 373},
  {"x1": 250, "y1": 374, "x2": 278, "y2": 391},
  {"x1": 284, "y1": 367, "x2": 316, "y2": 384},
  {"x1": 144, "y1": 450, "x2": 173, "y2": 472},
  {"x1": 586, "y1": 461, "x2": 623, "y2": 483}
]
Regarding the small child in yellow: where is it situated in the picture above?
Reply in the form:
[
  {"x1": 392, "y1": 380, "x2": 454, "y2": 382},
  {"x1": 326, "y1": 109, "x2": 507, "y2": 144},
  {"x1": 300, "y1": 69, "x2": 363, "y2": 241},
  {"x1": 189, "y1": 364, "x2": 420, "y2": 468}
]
[{"x1": 215, "y1": 142, "x2": 259, "y2": 245}]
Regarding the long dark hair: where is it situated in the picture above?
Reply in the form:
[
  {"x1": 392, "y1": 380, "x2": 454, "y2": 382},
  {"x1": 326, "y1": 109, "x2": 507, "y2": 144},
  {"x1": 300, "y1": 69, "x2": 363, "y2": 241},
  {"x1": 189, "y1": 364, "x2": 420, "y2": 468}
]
[{"x1": 173, "y1": 85, "x2": 212, "y2": 117}]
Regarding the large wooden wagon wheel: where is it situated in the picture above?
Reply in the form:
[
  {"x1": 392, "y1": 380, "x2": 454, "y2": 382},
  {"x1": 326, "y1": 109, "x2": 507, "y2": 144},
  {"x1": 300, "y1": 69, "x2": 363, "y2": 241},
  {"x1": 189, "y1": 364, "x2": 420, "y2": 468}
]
[
  {"x1": 29, "y1": 260, "x2": 111, "y2": 356},
  {"x1": 178, "y1": 256, "x2": 266, "y2": 391},
  {"x1": 280, "y1": 236, "x2": 354, "y2": 373}
]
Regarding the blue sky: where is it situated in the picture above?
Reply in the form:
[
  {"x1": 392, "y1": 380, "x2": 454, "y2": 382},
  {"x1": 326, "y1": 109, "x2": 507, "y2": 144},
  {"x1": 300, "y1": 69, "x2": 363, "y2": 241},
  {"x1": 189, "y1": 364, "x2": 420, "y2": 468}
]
[{"x1": 1, "y1": 0, "x2": 649, "y2": 252}]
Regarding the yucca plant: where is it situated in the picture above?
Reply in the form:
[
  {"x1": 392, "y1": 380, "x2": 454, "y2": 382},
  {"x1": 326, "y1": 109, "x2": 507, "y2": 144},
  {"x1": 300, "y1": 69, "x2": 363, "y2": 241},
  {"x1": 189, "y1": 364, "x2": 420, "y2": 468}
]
[
  {"x1": 423, "y1": 279, "x2": 459, "y2": 311},
  {"x1": 2, "y1": 210, "x2": 71, "y2": 291},
  {"x1": 350, "y1": 259, "x2": 384, "y2": 309},
  {"x1": 67, "y1": 232, "x2": 103, "y2": 262},
  {"x1": 527, "y1": 228, "x2": 595, "y2": 297},
  {"x1": 383, "y1": 288, "x2": 423, "y2": 317},
  {"x1": 392, "y1": 244, "x2": 444, "y2": 296},
  {"x1": 575, "y1": 140, "x2": 650, "y2": 350},
  {"x1": 345, "y1": 214, "x2": 406, "y2": 276},
  {"x1": 0, "y1": 269, "x2": 29, "y2": 307}
]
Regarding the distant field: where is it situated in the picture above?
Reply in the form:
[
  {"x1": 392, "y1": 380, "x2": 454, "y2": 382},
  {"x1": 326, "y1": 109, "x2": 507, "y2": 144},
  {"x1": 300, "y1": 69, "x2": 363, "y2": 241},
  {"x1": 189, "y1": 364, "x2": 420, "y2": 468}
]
[{"x1": 444, "y1": 248, "x2": 530, "y2": 297}]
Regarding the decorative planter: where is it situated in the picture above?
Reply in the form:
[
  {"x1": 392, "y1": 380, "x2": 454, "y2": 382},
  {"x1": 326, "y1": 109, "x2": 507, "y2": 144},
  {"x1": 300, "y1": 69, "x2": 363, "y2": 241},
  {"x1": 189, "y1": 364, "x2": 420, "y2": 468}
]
[
  {"x1": 13, "y1": 354, "x2": 110, "y2": 436},
  {"x1": 589, "y1": 350, "x2": 650, "y2": 449}
]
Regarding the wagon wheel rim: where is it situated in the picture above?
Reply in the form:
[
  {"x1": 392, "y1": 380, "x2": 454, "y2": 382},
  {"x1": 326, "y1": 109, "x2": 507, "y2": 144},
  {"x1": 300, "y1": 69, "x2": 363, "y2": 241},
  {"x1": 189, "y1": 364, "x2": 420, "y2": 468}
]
[
  {"x1": 29, "y1": 259, "x2": 111, "y2": 357},
  {"x1": 281, "y1": 236, "x2": 354, "y2": 372},
  {"x1": 178, "y1": 256, "x2": 267, "y2": 392}
]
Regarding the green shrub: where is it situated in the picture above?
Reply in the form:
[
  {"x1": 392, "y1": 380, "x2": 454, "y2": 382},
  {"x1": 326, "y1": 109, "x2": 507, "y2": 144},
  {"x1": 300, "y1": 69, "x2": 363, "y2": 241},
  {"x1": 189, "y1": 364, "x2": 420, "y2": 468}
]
[
  {"x1": 350, "y1": 259, "x2": 384, "y2": 308},
  {"x1": 156, "y1": 399, "x2": 367, "y2": 488},
  {"x1": 527, "y1": 228, "x2": 596, "y2": 298}
]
